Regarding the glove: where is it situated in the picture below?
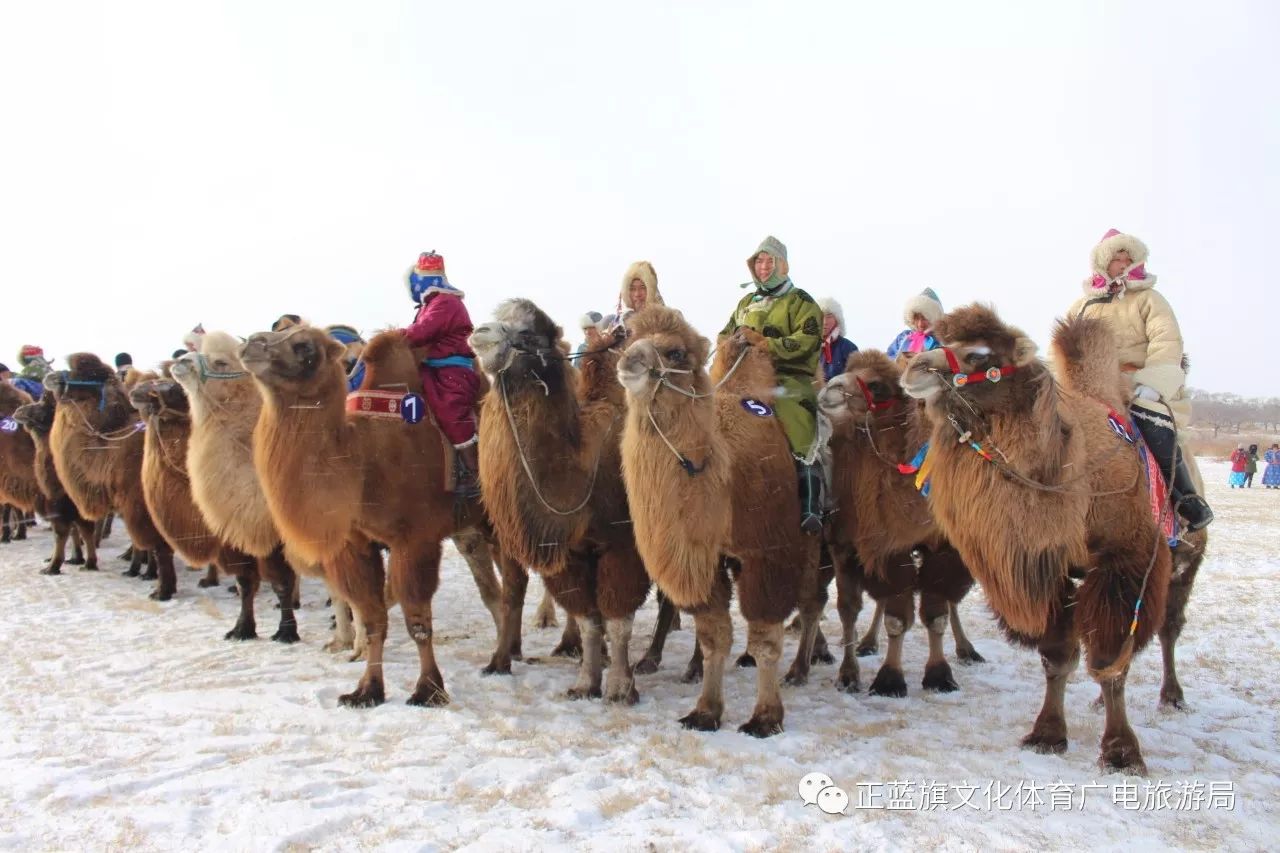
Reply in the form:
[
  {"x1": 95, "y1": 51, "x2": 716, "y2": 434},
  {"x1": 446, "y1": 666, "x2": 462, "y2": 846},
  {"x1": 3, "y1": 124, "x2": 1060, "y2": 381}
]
[{"x1": 1133, "y1": 384, "x2": 1160, "y2": 402}]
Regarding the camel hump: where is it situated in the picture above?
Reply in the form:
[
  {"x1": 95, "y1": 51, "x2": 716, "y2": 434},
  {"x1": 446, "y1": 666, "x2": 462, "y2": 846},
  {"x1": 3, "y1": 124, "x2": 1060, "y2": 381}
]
[{"x1": 1050, "y1": 315, "x2": 1123, "y2": 408}]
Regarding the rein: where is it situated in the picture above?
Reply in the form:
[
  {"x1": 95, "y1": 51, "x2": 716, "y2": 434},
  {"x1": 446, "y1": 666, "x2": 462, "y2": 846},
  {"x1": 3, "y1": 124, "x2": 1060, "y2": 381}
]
[{"x1": 639, "y1": 346, "x2": 751, "y2": 476}]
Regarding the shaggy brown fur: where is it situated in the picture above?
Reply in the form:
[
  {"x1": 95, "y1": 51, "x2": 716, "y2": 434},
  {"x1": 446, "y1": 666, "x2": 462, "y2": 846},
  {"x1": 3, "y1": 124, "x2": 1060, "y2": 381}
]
[
  {"x1": 901, "y1": 305, "x2": 1172, "y2": 773},
  {"x1": 129, "y1": 375, "x2": 283, "y2": 640},
  {"x1": 12, "y1": 392, "x2": 99, "y2": 573},
  {"x1": 0, "y1": 382, "x2": 41, "y2": 515},
  {"x1": 47, "y1": 354, "x2": 178, "y2": 600},
  {"x1": 471, "y1": 299, "x2": 651, "y2": 703},
  {"x1": 618, "y1": 307, "x2": 821, "y2": 736},
  {"x1": 818, "y1": 349, "x2": 980, "y2": 696},
  {"x1": 242, "y1": 326, "x2": 525, "y2": 707}
]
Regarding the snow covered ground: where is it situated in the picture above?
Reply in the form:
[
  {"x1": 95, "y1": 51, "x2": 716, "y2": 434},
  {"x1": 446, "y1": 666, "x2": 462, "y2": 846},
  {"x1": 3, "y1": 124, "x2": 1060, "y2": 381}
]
[{"x1": 0, "y1": 459, "x2": 1275, "y2": 851}]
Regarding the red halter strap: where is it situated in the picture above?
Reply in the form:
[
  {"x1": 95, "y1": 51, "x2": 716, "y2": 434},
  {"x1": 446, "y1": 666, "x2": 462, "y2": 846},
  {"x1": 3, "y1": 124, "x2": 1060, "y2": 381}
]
[
  {"x1": 942, "y1": 347, "x2": 1017, "y2": 388},
  {"x1": 855, "y1": 376, "x2": 897, "y2": 412}
]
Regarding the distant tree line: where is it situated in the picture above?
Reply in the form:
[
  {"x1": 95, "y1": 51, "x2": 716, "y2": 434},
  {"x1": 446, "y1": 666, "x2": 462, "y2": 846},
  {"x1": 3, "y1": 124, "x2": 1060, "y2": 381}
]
[{"x1": 1187, "y1": 388, "x2": 1280, "y2": 436}]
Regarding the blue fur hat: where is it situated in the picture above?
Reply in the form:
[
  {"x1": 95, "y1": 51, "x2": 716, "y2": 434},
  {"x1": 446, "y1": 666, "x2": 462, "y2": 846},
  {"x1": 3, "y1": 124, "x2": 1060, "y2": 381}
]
[{"x1": 406, "y1": 251, "x2": 465, "y2": 304}]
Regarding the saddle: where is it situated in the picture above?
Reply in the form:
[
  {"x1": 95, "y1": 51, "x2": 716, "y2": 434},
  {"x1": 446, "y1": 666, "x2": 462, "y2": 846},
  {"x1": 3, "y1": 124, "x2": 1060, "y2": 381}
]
[{"x1": 345, "y1": 390, "x2": 457, "y2": 494}]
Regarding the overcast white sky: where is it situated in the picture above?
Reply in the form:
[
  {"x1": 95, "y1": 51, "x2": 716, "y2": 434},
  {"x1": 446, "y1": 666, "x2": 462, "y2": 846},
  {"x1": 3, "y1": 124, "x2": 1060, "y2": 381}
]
[{"x1": 2, "y1": 1, "x2": 1275, "y2": 395}]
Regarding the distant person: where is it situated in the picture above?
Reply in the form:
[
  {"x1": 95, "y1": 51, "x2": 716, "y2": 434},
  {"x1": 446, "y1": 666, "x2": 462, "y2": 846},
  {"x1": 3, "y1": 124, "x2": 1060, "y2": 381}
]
[
  {"x1": 115, "y1": 353, "x2": 133, "y2": 382},
  {"x1": 1229, "y1": 444, "x2": 1248, "y2": 488},
  {"x1": 1263, "y1": 443, "x2": 1280, "y2": 489},
  {"x1": 1244, "y1": 443, "x2": 1260, "y2": 487},
  {"x1": 183, "y1": 324, "x2": 206, "y2": 352},
  {"x1": 576, "y1": 311, "x2": 608, "y2": 357},
  {"x1": 609, "y1": 261, "x2": 664, "y2": 337},
  {"x1": 816, "y1": 297, "x2": 858, "y2": 383},
  {"x1": 16, "y1": 345, "x2": 52, "y2": 380},
  {"x1": 885, "y1": 289, "x2": 943, "y2": 359}
]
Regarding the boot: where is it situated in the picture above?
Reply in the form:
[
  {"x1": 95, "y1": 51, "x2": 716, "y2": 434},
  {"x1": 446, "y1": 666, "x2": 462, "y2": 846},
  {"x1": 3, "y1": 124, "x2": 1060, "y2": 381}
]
[
  {"x1": 1132, "y1": 406, "x2": 1213, "y2": 532},
  {"x1": 454, "y1": 442, "x2": 481, "y2": 499},
  {"x1": 796, "y1": 460, "x2": 824, "y2": 536}
]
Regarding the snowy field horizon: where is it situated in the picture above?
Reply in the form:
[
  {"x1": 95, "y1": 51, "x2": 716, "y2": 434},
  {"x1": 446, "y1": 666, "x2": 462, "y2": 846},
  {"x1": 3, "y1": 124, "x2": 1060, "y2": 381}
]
[{"x1": 0, "y1": 458, "x2": 1276, "y2": 851}]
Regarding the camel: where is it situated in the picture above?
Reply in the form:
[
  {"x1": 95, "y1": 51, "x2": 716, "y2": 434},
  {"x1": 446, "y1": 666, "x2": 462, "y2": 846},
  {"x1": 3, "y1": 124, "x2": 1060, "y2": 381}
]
[
  {"x1": 240, "y1": 325, "x2": 526, "y2": 707},
  {"x1": 12, "y1": 391, "x2": 98, "y2": 573},
  {"x1": 1, "y1": 382, "x2": 42, "y2": 530},
  {"x1": 46, "y1": 355, "x2": 178, "y2": 600},
  {"x1": 128, "y1": 372, "x2": 271, "y2": 639},
  {"x1": 470, "y1": 299, "x2": 652, "y2": 703},
  {"x1": 900, "y1": 305, "x2": 1173, "y2": 773},
  {"x1": 617, "y1": 307, "x2": 823, "y2": 736},
  {"x1": 817, "y1": 349, "x2": 982, "y2": 695}
]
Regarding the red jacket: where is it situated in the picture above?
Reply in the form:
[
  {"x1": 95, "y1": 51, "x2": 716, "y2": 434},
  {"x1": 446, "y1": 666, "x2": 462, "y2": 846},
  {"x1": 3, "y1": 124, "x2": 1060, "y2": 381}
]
[
  {"x1": 403, "y1": 293, "x2": 475, "y2": 361},
  {"x1": 1230, "y1": 449, "x2": 1248, "y2": 473}
]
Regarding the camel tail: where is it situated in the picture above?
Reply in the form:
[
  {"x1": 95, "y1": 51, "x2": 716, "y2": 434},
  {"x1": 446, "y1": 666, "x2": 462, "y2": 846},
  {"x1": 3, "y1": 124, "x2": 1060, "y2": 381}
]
[{"x1": 1050, "y1": 316, "x2": 1124, "y2": 409}]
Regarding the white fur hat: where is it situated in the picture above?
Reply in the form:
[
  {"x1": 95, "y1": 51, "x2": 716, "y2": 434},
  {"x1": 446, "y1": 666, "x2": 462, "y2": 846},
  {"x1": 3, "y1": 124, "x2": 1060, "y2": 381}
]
[
  {"x1": 902, "y1": 288, "x2": 943, "y2": 327},
  {"x1": 816, "y1": 297, "x2": 845, "y2": 337},
  {"x1": 579, "y1": 311, "x2": 608, "y2": 331}
]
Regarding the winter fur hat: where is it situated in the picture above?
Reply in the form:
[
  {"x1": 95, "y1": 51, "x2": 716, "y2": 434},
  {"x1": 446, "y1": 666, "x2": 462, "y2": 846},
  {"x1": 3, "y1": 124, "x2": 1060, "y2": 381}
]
[
  {"x1": 619, "y1": 261, "x2": 663, "y2": 312},
  {"x1": 745, "y1": 236, "x2": 790, "y2": 283},
  {"x1": 579, "y1": 311, "x2": 608, "y2": 331},
  {"x1": 183, "y1": 324, "x2": 206, "y2": 352},
  {"x1": 816, "y1": 296, "x2": 845, "y2": 337},
  {"x1": 114, "y1": 352, "x2": 133, "y2": 369},
  {"x1": 902, "y1": 288, "x2": 944, "y2": 327},
  {"x1": 17, "y1": 345, "x2": 45, "y2": 365},
  {"x1": 406, "y1": 251, "x2": 464, "y2": 304},
  {"x1": 1086, "y1": 228, "x2": 1156, "y2": 295}
]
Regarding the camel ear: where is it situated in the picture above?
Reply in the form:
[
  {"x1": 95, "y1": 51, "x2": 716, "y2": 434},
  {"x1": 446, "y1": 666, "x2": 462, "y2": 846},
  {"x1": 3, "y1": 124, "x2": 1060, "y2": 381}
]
[
  {"x1": 1013, "y1": 336, "x2": 1039, "y2": 367},
  {"x1": 323, "y1": 337, "x2": 346, "y2": 361}
]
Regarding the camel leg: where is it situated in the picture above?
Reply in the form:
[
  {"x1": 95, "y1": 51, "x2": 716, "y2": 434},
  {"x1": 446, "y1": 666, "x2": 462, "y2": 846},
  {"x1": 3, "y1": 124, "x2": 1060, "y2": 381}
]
[
  {"x1": 567, "y1": 613, "x2": 605, "y2": 700},
  {"x1": 198, "y1": 564, "x2": 220, "y2": 588},
  {"x1": 857, "y1": 599, "x2": 884, "y2": 657},
  {"x1": 395, "y1": 540, "x2": 449, "y2": 707},
  {"x1": 950, "y1": 603, "x2": 985, "y2": 664},
  {"x1": 140, "y1": 549, "x2": 159, "y2": 582},
  {"x1": 679, "y1": 606, "x2": 732, "y2": 731},
  {"x1": 148, "y1": 545, "x2": 176, "y2": 602},
  {"x1": 261, "y1": 548, "x2": 300, "y2": 644},
  {"x1": 682, "y1": 637, "x2": 704, "y2": 683},
  {"x1": 783, "y1": 593, "x2": 824, "y2": 687},
  {"x1": 1158, "y1": 545, "x2": 1201, "y2": 710},
  {"x1": 332, "y1": 541, "x2": 388, "y2": 707},
  {"x1": 13, "y1": 510, "x2": 29, "y2": 540},
  {"x1": 834, "y1": 551, "x2": 863, "y2": 692},
  {"x1": 40, "y1": 518, "x2": 71, "y2": 575},
  {"x1": 869, "y1": 593, "x2": 912, "y2": 697},
  {"x1": 551, "y1": 611, "x2": 584, "y2": 658},
  {"x1": 1098, "y1": 670, "x2": 1146, "y2": 774},
  {"x1": 534, "y1": 587, "x2": 559, "y2": 629},
  {"x1": 921, "y1": 592, "x2": 959, "y2": 692},
  {"x1": 636, "y1": 591, "x2": 679, "y2": 675},
  {"x1": 223, "y1": 553, "x2": 260, "y2": 641},
  {"x1": 483, "y1": 554, "x2": 528, "y2": 675},
  {"x1": 76, "y1": 520, "x2": 98, "y2": 571},
  {"x1": 327, "y1": 592, "x2": 354, "y2": 652},
  {"x1": 603, "y1": 616, "x2": 639, "y2": 705},
  {"x1": 1021, "y1": 602, "x2": 1079, "y2": 755},
  {"x1": 0, "y1": 505, "x2": 10, "y2": 543},
  {"x1": 740, "y1": 621, "x2": 786, "y2": 737},
  {"x1": 66, "y1": 523, "x2": 85, "y2": 566},
  {"x1": 123, "y1": 546, "x2": 142, "y2": 577},
  {"x1": 450, "y1": 530, "x2": 504, "y2": 638}
]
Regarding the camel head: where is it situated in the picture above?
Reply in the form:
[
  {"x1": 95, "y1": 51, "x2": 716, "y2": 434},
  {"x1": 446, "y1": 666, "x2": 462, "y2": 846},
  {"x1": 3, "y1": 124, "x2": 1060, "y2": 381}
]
[
  {"x1": 239, "y1": 326, "x2": 346, "y2": 397},
  {"x1": 901, "y1": 304, "x2": 1039, "y2": 408},
  {"x1": 171, "y1": 331, "x2": 256, "y2": 422},
  {"x1": 819, "y1": 350, "x2": 906, "y2": 425},
  {"x1": 470, "y1": 298, "x2": 567, "y2": 379},
  {"x1": 128, "y1": 373, "x2": 190, "y2": 423},
  {"x1": 12, "y1": 391, "x2": 55, "y2": 435},
  {"x1": 617, "y1": 306, "x2": 710, "y2": 402},
  {"x1": 42, "y1": 353, "x2": 124, "y2": 417},
  {"x1": 0, "y1": 379, "x2": 32, "y2": 414}
]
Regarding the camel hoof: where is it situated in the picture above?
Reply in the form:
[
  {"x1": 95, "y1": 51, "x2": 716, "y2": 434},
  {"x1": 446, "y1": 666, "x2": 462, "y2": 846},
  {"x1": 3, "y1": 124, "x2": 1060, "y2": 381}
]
[
  {"x1": 736, "y1": 653, "x2": 756, "y2": 669},
  {"x1": 227, "y1": 583, "x2": 239, "y2": 595},
  {"x1": 39, "y1": 566, "x2": 62, "y2": 576},
  {"x1": 922, "y1": 662, "x2": 959, "y2": 693},
  {"x1": 481, "y1": 658, "x2": 512, "y2": 676},
  {"x1": 224, "y1": 625, "x2": 258, "y2": 641},
  {"x1": 407, "y1": 687, "x2": 449, "y2": 707},
  {"x1": 810, "y1": 649, "x2": 836, "y2": 666},
  {"x1": 1020, "y1": 731, "x2": 1068, "y2": 754},
  {"x1": 1159, "y1": 690, "x2": 1187, "y2": 711},
  {"x1": 117, "y1": 548, "x2": 133, "y2": 561},
  {"x1": 550, "y1": 641, "x2": 583, "y2": 660},
  {"x1": 139, "y1": 570, "x2": 159, "y2": 581},
  {"x1": 323, "y1": 638, "x2": 353, "y2": 654},
  {"x1": 80, "y1": 562, "x2": 99, "y2": 572},
  {"x1": 678, "y1": 709, "x2": 721, "y2": 732},
  {"x1": 339, "y1": 684, "x2": 386, "y2": 708},
  {"x1": 957, "y1": 646, "x2": 986, "y2": 664},
  {"x1": 855, "y1": 643, "x2": 878, "y2": 658},
  {"x1": 869, "y1": 666, "x2": 908, "y2": 698},
  {"x1": 634, "y1": 657, "x2": 660, "y2": 675},
  {"x1": 681, "y1": 661, "x2": 704, "y2": 684},
  {"x1": 534, "y1": 614, "x2": 559, "y2": 630},
  {"x1": 271, "y1": 626, "x2": 301, "y2": 644},
  {"x1": 122, "y1": 567, "x2": 141, "y2": 578},
  {"x1": 149, "y1": 588, "x2": 174, "y2": 602},
  {"x1": 837, "y1": 670, "x2": 861, "y2": 694},
  {"x1": 1099, "y1": 749, "x2": 1147, "y2": 776},
  {"x1": 66, "y1": 555, "x2": 85, "y2": 566},
  {"x1": 566, "y1": 685, "x2": 603, "y2": 701},
  {"x1": 783, "y1": 668, "x2": 809, "y2": 687},
  {"x1": 738, "y1": 714, "x2": 784, "y2": 738},
  {"x1": 604, "y1": 684, "x2": 639, "y2": 706},
  {"x1": 197, "y1": 577, "x2": 220, "y2": 589}
]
